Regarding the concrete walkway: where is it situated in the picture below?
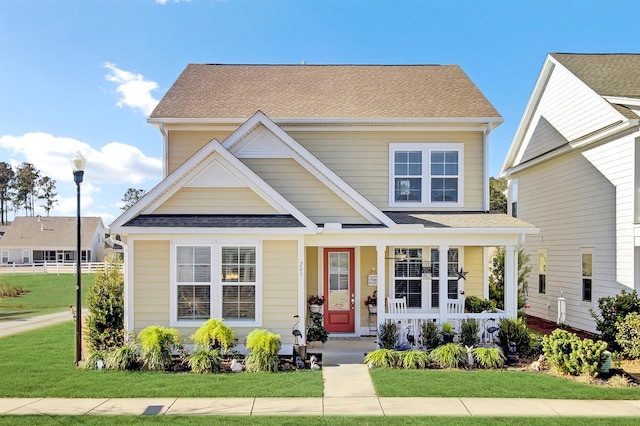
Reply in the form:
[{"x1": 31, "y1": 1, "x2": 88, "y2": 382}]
[
  {"x1": 0, "y1": 310, "x2": 74, "y2": 338},
  {"x1": 1, "y1": 318, "x2": 640, "y2": 417}
]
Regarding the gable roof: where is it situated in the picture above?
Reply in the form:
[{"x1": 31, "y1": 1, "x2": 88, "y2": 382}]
[
  {"x1": 0, "y1": 217, "x2": 105, "y2": 249},
  {"x1": 149, "y1": 64, "x2": 501, "y2": 122}
]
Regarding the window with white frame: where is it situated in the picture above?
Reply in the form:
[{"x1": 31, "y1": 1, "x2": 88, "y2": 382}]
[
  {"x1": 390, "y1": 143, "x2": 463, "y2": 207},
  {"x1": 538, "y1": 249, "x2": 547, "y2": 294},
  {"x1": 22, "y1": 250, "x2": 30, "y2": 264},
  {"x1": 509, "y1": 179, "x2": 518, "y2": 218},
  {"x1": 582, "y1": 250, "x2": 593, "y2": 302},
  {"x1": 393, "y1": 248, "x2": 423, "y2": 308},
  {"x1": 172, "y1": 243, "x2": 260, "y2": 325},
  {"x1": 430, "y1": 248, "x2": 460, "y2": 308},
  {"x1": 1, "y1": 250, "x2": 8, "y2": 264}
]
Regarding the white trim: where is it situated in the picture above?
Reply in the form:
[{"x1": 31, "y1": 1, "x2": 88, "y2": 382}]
[{"x1": 388, "y1": 143, "x2": 464, "y2": 208}]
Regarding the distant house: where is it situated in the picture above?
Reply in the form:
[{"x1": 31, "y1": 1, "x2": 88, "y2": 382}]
[
  {"x1": 0, "y1": 216, "x2": 107, "y2": 264},
  {"x1": 110, "y1": 64, "x2": 537, "y2": 348},
  {"x1": 502, "y1": 53, "x2": 640, "y2": 333}
]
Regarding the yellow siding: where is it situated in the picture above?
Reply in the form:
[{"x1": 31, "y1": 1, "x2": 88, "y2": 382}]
[
  {"x1": 241, "y1": 158, "x2": 369, "y2": 224},
  {"x1": 306, "y1": 247, "x2": 319, "y2": 298},
  {"x1": 464, "y1": 247, "x2": 484, "y2": 299},
  {"x1": 290, "y1": 130, "x2": 485, "y2": 211},
  {"x1": 261, "y1": 240, "x2": 299, "y2": 344},
  {"x1": 133, "y1": 240, "x2": 170, "y2": 331},
  {"x1": 359, "y1": 246, "x2": 377, "y2": 330},
  {"x1": 167, "y1": 130, "x2": 233, "y2": 174},
  {"x1": 153, "y1": 187, "x2": 278, "y2": 215}
]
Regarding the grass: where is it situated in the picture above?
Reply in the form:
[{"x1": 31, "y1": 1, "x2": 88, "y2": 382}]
[
  {"x1": 0, "y1": 273, "x2": 95, "y2": 320},
  {"x1": 0, "y1": 322, "x2": 322, "y2": 398},
  {"x1": 370, "y1": 368, "x2": 640, "y2": 400},
  {"x1": 0, "y1": 417, "x2": 639, "y2": 425}
]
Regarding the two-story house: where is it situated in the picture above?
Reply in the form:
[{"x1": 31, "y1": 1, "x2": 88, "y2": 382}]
[
  {"x1": 502, "y1": 53, "x2": 640, "y2": 333},
  {"x1": 110, "y1": 64, "x2": 537, "y2": 351}
]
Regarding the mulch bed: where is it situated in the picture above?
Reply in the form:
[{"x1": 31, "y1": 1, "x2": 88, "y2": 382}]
[{"x1": 525, "y1": 314, "x2": 596, "y2": 339}]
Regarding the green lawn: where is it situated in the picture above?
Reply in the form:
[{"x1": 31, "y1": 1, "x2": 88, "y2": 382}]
[{"x1": 0, "y1": 273, "x2": 95, "y2": 320}]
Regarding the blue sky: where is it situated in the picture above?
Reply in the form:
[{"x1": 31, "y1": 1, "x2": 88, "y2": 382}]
[{"x1": 1, "y1": 0, "x2": 638, "y2": 226}]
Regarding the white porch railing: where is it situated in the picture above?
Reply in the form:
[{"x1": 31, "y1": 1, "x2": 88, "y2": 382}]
[
  {"x1": 382, "y1": 311, "x2": 508, "y2": 347},
  {"x1": 0, "y1": 262, "x2": 118, "y2": 275}
]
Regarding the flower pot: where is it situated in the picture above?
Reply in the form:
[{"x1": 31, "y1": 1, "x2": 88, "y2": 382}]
[
  {"x1": 367, "y1": 305, "x2": 377, "y2": 314},
  {"x1": 309, "y1": 304, "x2": 322, "y2": 313}
]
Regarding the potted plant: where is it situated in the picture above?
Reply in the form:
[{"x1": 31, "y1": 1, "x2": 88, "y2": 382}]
[
  {"x1": 440, "y1": 322, "x2": 456, "y2": 343},
  {"x1": 306, "y1": 312, "x2": 329, "y2": 344},
  {"x1": 308, "y1": 295, "x2": 325, "y2": 313},
  {"x1": 364, "y1": 290, "x2": 378, "y2": 314}
]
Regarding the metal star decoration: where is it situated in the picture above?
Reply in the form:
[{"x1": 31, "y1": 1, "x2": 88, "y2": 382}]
[{"x1": 456, "y1": 267, "x2": 468, "y2": 281}]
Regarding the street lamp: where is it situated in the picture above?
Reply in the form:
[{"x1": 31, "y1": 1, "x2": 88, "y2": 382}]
[{"x1": 72, "y1": 151, "x2": 86, "y2": 366}]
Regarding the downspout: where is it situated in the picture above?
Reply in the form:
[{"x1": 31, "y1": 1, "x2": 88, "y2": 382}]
[
  {"x1": 483, "y1": 123, "x2": 493, "y2": 212},
  {"x1": 159, "y1": 123, "x2": 168, "y2": 178}
]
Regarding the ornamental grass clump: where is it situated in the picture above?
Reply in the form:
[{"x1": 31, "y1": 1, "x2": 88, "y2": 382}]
[
  {"x1": 542, "y1": 329, "x2": 607, "y2": 377},
  {"x1": 244, "y1": 329, "x2": 281, "y2": 372},
  {"x1": 191, "y1": 318, "x2": 236, "y2": 353},
  {"x1": 472, "y1": 347, "x2": 506, "y2": 369},
  {"x1": 106, "y1": 340, "x2": 140, "y2": 371},
  {"x1": 186, "y1": 348, "x2": 223, "y2": 374},
  {"x1": 137, "y1": 326, "x2": 182, "y2": 371},
  {"x1": 398, "y1": 349, "x2": 432, "y2": 369},
  {"x1": 363, "y1": 348, "x2": 400, "y2": 368},
  {"x1": 430, "y1": 343, "x2": 466, "y2": 369}
]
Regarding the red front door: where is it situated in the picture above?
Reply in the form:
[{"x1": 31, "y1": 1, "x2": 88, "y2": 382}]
[{"x1": 323, "y1": 248, "x2": 355, "y2": 333}]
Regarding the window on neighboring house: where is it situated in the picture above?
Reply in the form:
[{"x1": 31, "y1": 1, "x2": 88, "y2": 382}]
[
  {"x1": 538, "y1": 250, "x2": 547, "y2": 294},
  {"x1": 430, "y1": 248, "x2": 460, "y2": 308},
  {"x1": 176, "y1": 246, "x2": 212, "y2": 321},
  {"x1": 582, "y1": 251, "x2": 593, "y2": 302},
  {"x1": 221, "y1": 246, "x2": 256, "y2": 320},
  {"x1": 393, "y1": 248, "x2": 423, "y2": 308},
  {"x1": 1, "y1": 250, "x2": 8, "y2": 264},
  {"x1": 509, "y1": 179, "x2": 518, "y2": 218},
  {"x1": 390, "y1": 143, "x2": 463, "y2": 207},
  {"x1": 22, "y1": 250, "x2": 30, "y2": 264}
]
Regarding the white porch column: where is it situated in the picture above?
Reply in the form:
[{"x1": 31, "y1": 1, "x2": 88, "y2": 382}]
[
  {"x1": 438, "y1": 244, "x2": 449, "y2": 321},
  {"x1": 504, "y1": 245, "x2": 518, "y2": 318},
  {"x1": 297, "y1": 238, "x2": 306, "y2": 341},
  {"x1": 376, "y1": 245, "x2": 386, "y2": 333}
]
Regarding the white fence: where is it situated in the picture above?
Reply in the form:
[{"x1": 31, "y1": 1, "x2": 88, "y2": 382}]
[{"x1": 0, "y1": 262, "x2": 117, "y2": 274}]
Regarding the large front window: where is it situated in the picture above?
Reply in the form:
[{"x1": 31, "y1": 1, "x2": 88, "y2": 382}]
[
  {"x1": 393, "y1": 248, "x2": 423, "y2": 308},
  {"x1": 222, "y1": 247, "x2": 256, "y2": 320},
  {"x1": 176, "y1": 246, "x2": 211, "y2": 321},
  {"x1": 390, "y1": 143, "x2": 463, "y2": 207}
]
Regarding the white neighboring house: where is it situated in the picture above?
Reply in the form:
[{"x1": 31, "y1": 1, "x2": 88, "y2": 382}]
[
  {"x1": 502, "y1": 53, "x2": 640, "y2": 333},
  {"x1": 0, "y1": 216, "x2": 107, "y2": 265}
]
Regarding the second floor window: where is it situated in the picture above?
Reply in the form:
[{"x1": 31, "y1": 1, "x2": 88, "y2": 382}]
[
  {"x1": 538, "y1": 250, "x2": 547, "y2": 294},
  {"x1": 390, "y1": 143, "x2": 463, "y2": 207}
]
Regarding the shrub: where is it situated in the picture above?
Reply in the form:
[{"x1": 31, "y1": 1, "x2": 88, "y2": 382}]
[
  {"x1": 430, "y1": 343, "x2": 466, "y2": 369},
  {"x1": 590, "y1": 290, "x2": 640, "y2": 352},
  {"x1": 398, "y1": 349, "x2": 432, "y2": 369},
  {"x1": 465, "y1": 296, "x2": 496, "y2": 313},
  {"x1": 472, "y1": 347, "x2": 506, "y2": 369},
  {"x1": 420, "y1": 321, "x2": 440, "y2": 350},
  {"x1": 137, "y1": 326, "x2": 182, "y2": 371},
  {"x1": 460, "y1": 318, "x2": 479, "y2": 347},
  {"x1": 496, "y1": 317, "x2": 532, "y2": 356},
  {"x1": 364, "y1": 348, "x2": 400, "y2": 368},
  {"x1": 244, "y1": 329, "x2": 281, "y2": 373},
  {"x1": 377, "y1": 322, "x2": 398, "y2": 349},
  {"x1": 191, "y1": 319, "x2": 236, "y2": 353},
  {"x1": 615, "y1": 312, "x2": 640, "y2": 359},
  {"x1": 186, "y1": 348, "x2": 223, "y2": 373},
  {"x1": 85, "y1": 255, "x2": 124, "y2": 352},
  {"x1": 106, "y1": 340, "x2": 140, "y2": 371},
  {"x1": 542, "y1": 329, "x2": 608, "y2": 377},
  {"x1": 306, "y1": 312, "x2": 329, "y2": 344}
]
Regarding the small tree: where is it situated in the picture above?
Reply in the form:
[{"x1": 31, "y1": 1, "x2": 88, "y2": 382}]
[
  {"x1": 489, "y1": 247, "x2": 531, "y2": 310},
  {"x1": 489, "y1": 177, "x2": 508, "y2": 213},
  {"x1": 590, "y1": 290, "x2": 640, "y2": 352},
  {"x1": 85, "y1": 255, "x2": 125, "y2": 352},
  {"x1": 120, "y1": 188, "x2": 147, "y2": 212}
]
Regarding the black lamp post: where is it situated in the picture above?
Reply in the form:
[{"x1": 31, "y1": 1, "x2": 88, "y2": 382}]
[{"x1": 72, "y1": 152, "x2": 86, "y2": 366}]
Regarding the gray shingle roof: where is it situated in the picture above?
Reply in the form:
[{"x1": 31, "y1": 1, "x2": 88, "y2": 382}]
[
  {"x1": 0, "y1": 217, "x2": 104, "y2": 248},
  {"x1": 123, "y1": 214, "x2": 304, "y2": 228},
  {"x1": 385, "y1": 212, "x2": 535, "y2": 229},
  {"x1": 150, "y1": 64, "x2": 501, "y2": 120}
]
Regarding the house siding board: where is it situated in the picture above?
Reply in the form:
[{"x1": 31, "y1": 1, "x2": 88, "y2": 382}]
[
  {"x1": 133, "y1": 240, "x2": 170, "y2": 331},
  {"x1": 463, "y1": 246, "x2": 484, "y2": 299},
  {"x1": 167, "y1": 130, "x2": 232, "y2": 175},
  {"x1": 262, "y1": 240, "x2": 298, "y2": 344},
  {"x1": 516, "y1": 150, "x2": 618, "y2": 332},
  {"x1": 290, "y1": 130, "x2": 485, "y2": 211},
  {"x1": 241, "y1": 158, "x2": 370, "y2": 224},
  {"x1": 153, "y1": 187, "x2": 278, "y2": 215}
]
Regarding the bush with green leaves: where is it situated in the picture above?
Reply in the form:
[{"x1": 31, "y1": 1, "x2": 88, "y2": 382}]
[
  {"x1": 186, "y1": 348, "x2": 223, "y2": 373},
  {"x1": 460, "y1": 318, "x2": 479, "y2": 347},
  {"x1": 190, "y1": 318, "x2": 236, "y2": 353},
  {"x1": 364, "y1": 348, "x2": 400, "y2": 368},
  {"x1": 464, "y1": 296, "x2": 496, "y2": 313},
  {"x1": 137, "y1": 326, "x2": 182, "y2": 371},
  {"x1": 542, "y1": 329, "x2": 608, "y2": 377},
  {"x1": 590, "y1": 290, "x2": 640, "y2": 352},
  {"x1": 615, "y1": 312, "x2": 640, "y2": 359},
  {"x1": 398, "y1": 349, "x2": 432, "y2": 369},
  {"x1": 420, "y1": 321, "x2": 440, "y2": 349},
  {"x1": 496, "y1": 317, "x2": 532, "y2": 357},
  {"x1": 244, "y1": 329, "x2": 281, "y2": 372},
  {"x1": 472, "y1": 347, "x2": 505, "y2": 369},
  {"x1": 377, "y1": 322, "x2": 398, "y2": 349},
  {"x1": 105, "y1": 340, "x2": 140, "y2": 371},
  {"x1": 85, "y1": 255, "x2": 124, "y2": 352},
  {"x1": 430, "y1": 343, "x2": 466, "y2": 369}
]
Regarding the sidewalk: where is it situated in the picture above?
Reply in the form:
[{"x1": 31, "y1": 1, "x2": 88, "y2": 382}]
[{"x1": 1, "y1": 317, "x2": 639, "y2": 417}]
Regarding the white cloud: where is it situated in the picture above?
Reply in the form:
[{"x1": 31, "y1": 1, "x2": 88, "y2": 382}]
[{"x1": 103, "y1": 63, "x2": 160, "y2": 116}]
